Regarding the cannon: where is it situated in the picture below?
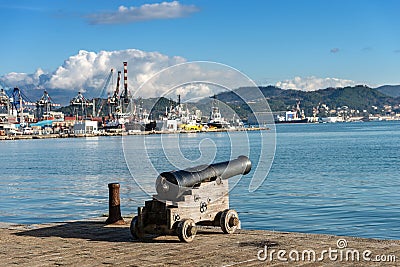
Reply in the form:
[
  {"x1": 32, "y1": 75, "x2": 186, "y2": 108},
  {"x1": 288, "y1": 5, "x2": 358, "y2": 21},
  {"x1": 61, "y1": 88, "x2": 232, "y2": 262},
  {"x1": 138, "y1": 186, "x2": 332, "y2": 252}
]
[{"x1": 130, "y1": 156, "x2": 252, "y2": 242}]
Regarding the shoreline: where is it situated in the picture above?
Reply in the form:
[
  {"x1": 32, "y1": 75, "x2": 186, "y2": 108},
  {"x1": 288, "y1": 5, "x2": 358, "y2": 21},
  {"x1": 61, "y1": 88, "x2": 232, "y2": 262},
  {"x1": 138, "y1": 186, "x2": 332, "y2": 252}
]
[
  {"x1": 0, "y1": 127, "x2": 269, "y2": 141},
  {"x1": 1, "y1": 217, "x2": 398, "y2": 266}
]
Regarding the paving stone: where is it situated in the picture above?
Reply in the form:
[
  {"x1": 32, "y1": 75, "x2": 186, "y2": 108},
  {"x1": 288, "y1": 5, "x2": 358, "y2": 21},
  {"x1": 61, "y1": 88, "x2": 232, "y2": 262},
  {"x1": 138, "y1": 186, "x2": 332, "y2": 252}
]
[{"x1": 0, "y1": 218, "x2": 398, "y2": 266}]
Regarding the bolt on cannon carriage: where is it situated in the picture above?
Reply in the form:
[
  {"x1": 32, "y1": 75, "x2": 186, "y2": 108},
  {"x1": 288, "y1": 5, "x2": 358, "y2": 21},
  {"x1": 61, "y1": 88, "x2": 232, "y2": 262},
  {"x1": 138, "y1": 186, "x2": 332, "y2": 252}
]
[{"x1": 130, "y1": 156, "x2": 252, "y2": 242}]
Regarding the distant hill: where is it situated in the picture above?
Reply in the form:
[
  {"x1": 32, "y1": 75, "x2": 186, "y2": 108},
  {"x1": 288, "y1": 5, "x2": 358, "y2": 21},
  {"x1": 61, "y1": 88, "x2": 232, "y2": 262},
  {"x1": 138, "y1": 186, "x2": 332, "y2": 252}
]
[
  {"x1": 214, "y1": 85, "x2": 397, "y2": 117},
  {"x1": 375, "y1": 85, "x2": 400, "y2": 98},
  {"x1": 51, "y1": 84, "x2": 399, "y2": 120}
]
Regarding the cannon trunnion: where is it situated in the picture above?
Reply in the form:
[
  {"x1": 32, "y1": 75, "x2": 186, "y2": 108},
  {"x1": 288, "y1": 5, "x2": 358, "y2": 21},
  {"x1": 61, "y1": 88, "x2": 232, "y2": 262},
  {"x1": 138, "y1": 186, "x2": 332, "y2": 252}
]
[{"x1": 130, "y1": 156, "x2": 251, "y2": 242}]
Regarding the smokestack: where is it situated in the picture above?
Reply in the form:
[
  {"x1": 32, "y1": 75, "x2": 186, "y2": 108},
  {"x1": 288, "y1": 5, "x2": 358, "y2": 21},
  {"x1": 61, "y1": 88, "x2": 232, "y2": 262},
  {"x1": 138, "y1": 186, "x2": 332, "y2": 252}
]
[{"x1": 123, "y1": 62, "x2": 128, "y2": 97}]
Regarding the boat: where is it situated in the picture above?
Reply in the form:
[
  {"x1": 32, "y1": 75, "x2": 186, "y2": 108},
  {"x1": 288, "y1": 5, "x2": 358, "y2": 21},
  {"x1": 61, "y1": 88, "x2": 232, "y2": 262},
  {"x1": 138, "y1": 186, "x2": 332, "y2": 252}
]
[
  {"x1": 275, "y1": 111, "x2": 308, "y2": 124},
  {"x1": 125, "y1": 120, "x2": 157, "y2": 132},
  {"x1": 207, "y1": 96, "x2": 230, "y2": 128},
  {"x1": 275, "y1": 101, "x2": 308, "y2": 124}
]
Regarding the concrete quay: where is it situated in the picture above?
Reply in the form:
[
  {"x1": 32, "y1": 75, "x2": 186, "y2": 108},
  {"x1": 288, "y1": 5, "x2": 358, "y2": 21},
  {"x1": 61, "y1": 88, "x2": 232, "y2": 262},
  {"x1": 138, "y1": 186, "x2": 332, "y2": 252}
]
[
  {"x1": 0, "y1": 218, "x2": 398, "y2": 266},
  {"x1": 0, "y1": 127, "x2": 269, "y2": 141}
]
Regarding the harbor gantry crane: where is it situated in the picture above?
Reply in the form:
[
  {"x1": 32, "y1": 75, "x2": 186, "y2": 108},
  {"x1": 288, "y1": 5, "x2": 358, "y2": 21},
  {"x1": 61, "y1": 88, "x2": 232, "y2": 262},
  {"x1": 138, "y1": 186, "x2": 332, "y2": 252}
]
[
  {"x1": 0, "y1": 89, "x2": 11, "y2": 116},
  {"x1": 95, "y1": 68, "x2": 114, "y2": 117},
  {"x1": 0, "y1": 89, "x2": 11, "y2": 123},
  {"x1": 1, "y1": 86, "x2": 38, "y2": 124},
  {"x1": 11, "y1": 87, "x2": 25, "y2": 124},
  {"x1": 36, "y1": 90, "x2": 60, "y2": 119},
  {"x1": 70, "y1": 92, "x2": 93, "y2": 119}
]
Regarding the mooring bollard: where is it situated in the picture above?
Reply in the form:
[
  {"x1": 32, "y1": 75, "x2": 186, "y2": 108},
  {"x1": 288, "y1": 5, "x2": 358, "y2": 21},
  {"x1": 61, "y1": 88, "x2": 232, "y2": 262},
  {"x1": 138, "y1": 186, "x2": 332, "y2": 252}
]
[{"x1": 105, "y1": 183, "x2": 125, "y2": 225}]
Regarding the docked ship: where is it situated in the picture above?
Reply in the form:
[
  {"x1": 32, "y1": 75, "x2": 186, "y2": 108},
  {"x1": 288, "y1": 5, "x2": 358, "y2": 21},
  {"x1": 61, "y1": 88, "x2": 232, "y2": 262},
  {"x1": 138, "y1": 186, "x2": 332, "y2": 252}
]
[
  {"x1": 275, "y1": 101, "x2": 308, "y2": 124},
  {"x1": 207, "y1": 106, "x2": 230, "y2": 128},
  {"x1": 207, "y1": 96, "x2": 230, "y2": 128},
  {"x1": 124, "y1": 108, "x2": 157, "y2": 132},
  {"x1": 101, "y1": 62, "x2": 157, "y2": 132}
]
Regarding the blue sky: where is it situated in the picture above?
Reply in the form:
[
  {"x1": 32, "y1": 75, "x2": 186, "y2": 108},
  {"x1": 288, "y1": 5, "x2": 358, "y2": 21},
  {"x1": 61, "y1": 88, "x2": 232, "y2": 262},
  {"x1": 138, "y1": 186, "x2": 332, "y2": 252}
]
[{"x1": 1, "y1": 0, "x2": 400, "y2": 89}]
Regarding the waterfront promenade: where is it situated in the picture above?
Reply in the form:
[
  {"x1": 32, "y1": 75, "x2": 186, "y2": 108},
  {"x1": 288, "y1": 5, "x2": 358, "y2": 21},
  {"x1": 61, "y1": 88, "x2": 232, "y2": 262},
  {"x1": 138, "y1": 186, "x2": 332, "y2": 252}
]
[
  {"x1": 0, "y1": 127, "x2": 268, "y2": 140},
  {"x1": 1, "y1": 217, "x2": 398, "y2": 266}
]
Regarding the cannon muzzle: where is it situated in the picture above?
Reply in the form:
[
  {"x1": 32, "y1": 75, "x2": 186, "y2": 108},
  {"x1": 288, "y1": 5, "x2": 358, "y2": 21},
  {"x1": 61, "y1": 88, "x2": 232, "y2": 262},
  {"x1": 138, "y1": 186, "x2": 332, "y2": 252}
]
[{"x1": 155, "y1": 155, "x2": 251, "y2": 200}]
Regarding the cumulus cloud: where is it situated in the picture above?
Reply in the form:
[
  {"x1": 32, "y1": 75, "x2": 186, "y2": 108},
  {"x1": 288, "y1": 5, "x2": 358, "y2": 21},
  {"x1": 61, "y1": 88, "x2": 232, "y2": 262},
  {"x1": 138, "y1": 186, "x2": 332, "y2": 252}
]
[
  {"x1": 171, "y1": 83, "x2": 225, "y2": 103},
  {"x1": 1, "y1": 68, "x2": 48, "y2": 89},
  {"x1": 0, "y1": 48, "x2": 253, "y2": 102},
  {"x1": 0, "y1": 49, "x2": 186, "y2": 97},
  {"x1": 48, "y1": 49, "x2": 186, "y2": 94},
  {"x1": 133, "y1": 61, "x2": 253, "y2": 101},
  {"x1": 1, "y1": 49, "x2": 249, "y2": 102},
  {"x1": 86, "y1": 1, "x2": 199, "y2": 25},
  {"x1": 275, "y1": 76, "x2": 358, "y2": 91}
]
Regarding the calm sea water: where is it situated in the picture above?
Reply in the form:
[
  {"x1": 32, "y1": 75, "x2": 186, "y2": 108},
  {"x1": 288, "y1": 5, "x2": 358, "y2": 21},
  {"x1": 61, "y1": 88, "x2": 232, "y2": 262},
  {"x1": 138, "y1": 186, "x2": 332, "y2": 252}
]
[{"x1": 0, "y1": 121, "x2": 399, "y2": 239}]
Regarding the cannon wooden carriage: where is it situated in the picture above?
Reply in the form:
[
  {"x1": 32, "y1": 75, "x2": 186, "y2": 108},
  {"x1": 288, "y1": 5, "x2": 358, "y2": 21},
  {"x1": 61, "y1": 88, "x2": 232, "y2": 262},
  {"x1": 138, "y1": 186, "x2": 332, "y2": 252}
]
[{"x1": 130, "y1": 156, "x2": 251, "y2": 242}]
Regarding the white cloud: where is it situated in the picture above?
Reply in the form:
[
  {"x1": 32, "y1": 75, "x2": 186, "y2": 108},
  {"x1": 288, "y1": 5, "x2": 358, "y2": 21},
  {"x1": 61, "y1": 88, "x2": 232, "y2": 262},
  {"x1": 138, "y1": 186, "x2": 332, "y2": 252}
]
[
  {"x1": 0, "y1": 49, "x2": 255, "y2": 102},
  {"x1": 133, "y1": 61, "x2": 255, "y2": 101},
  {"x1": 173, "y1": 83, "x2": 222, "y2": 102},
  {"x1": 275, "y1": 76, "x2": 358, "y2": 91},
  {"x1": 86, "y1": 1, "x2": 199, "y2": 25},
  {"x1": 0, "y1": 49, "x2": 186, "y2": 96},
  {"x1": 47, "y1": 49, "x2": 186, "y2": 94},
  {"x1": 1, "y1": 68, "x2": 48, "y2": 89}
]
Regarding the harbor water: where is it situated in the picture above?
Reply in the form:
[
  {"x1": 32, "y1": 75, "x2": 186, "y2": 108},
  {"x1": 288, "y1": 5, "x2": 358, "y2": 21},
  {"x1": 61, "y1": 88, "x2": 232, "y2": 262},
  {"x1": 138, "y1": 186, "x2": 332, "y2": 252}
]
[{"x1": 0, "y1": 121, "x2": 399, "y2": 239}]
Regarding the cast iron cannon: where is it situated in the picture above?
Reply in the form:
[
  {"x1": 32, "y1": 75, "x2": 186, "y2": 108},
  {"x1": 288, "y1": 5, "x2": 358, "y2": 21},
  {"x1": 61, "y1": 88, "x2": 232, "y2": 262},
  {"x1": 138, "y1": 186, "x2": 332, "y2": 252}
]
[
  {"x1": 130, "y1": 156, "x2": 252, "y2": 242},
  {"x1": 156, "y1": 155, "x2": 252, "y2": 201}
]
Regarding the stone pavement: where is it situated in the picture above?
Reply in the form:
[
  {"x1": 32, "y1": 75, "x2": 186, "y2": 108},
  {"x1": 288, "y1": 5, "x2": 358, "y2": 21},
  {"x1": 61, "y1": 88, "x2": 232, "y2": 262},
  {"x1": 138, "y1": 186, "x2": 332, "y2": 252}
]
[{"x1": 0, "y1": 218, "x2": 399, "y2": 266}]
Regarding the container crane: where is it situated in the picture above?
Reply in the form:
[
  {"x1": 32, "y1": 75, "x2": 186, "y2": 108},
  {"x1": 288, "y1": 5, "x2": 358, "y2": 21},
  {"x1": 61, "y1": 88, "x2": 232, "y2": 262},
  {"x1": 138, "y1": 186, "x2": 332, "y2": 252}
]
[
  {"x1": 36, "y1": 90, "x2": 61, "y2": 120},
  {"x1": 70, "y1": 92, "x2": 92, "y2": 119},
  {"x1": 0, "y1": 89, "x2": 11, "y2": 116},
  {"x1": 11, "y1": 88, "x2": 25, "y2": 124}
]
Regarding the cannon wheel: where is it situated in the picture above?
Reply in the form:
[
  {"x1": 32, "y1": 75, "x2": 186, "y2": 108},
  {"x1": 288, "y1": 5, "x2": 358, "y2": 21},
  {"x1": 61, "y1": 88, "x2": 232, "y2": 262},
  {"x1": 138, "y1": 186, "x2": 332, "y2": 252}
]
[
  {"x1": 130, "y1": 216, "x2": 144, "y2": 240},
  {"x1": 176, "y1": 219, "x2": 197, "y2": 242},
  {"x1": 220, "y1": 209, "x2": 239, "y2": 234}
]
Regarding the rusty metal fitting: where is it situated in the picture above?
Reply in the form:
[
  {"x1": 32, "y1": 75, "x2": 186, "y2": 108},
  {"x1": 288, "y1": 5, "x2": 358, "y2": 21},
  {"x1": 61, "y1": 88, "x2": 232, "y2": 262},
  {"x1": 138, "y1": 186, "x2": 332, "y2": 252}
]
[{"x1": 105, "y1": 183, "x2": 125, "y2": 225}]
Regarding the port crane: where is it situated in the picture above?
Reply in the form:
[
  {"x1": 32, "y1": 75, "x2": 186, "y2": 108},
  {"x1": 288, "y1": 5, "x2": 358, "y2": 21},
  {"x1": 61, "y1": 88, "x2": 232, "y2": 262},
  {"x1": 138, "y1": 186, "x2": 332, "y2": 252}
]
[
  {"x1": 36, "y1": 90, "x2": 60, "y2": 119},
  {"x1": 0, "y1": 89, "x2": 11, "y2": 123},
  {"x1": 10, "y1": 87, "x2": 29, "y2": 124},
  {"x1": 107, "y1": 70, "x2": 121, "y2": 116},
  {"x1": 0, "y1": 89, "x2": 11, "y2": 116},
  {"x1": 70, "y1": 92, "x2": 93, "y2": 119},
  {"x1": 0, "y1": 86, "x2": 60, "y2": 123},
  {"x1": 95, "y1": 69, "x2": 114, "y2": 117}
]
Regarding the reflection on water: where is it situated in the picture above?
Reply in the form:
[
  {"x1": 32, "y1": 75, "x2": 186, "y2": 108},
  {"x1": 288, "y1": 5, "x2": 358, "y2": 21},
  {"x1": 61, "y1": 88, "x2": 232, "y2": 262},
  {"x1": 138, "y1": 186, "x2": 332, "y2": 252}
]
[{"x1": 0, "y1": 121, "x2": 399, "y2": 239}]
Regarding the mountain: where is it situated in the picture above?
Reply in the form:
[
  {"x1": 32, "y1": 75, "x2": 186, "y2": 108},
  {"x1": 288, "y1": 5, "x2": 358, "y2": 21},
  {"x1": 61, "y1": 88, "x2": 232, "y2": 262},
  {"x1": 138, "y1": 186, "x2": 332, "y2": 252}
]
[
  {"x1": 375, "y1": 85, "x2": 400, "y2": 98},
  {"x1": 19, "y1": 83, "x2": 400, "y2": 120},
  {"x1": 147, "y1": 85, "x2": 398, "y2": 121},
  {"x1": 214, "y1": 85, "x2": 397, "y2": 117}
]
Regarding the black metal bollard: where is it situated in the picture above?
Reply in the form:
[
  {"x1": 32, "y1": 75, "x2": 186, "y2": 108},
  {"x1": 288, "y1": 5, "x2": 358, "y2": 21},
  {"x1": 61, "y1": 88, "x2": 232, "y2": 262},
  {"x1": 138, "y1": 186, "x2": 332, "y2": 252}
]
[{"x1": 105, "y1": 183, "x2": 125, "y2": 225}]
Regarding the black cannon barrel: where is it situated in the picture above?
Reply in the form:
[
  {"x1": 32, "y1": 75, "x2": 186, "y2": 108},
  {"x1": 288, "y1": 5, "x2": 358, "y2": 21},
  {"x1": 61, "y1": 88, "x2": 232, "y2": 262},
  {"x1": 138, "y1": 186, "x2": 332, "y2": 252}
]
[{"x1": 155, "y1": 155, "x2": 252, "y2": 200}]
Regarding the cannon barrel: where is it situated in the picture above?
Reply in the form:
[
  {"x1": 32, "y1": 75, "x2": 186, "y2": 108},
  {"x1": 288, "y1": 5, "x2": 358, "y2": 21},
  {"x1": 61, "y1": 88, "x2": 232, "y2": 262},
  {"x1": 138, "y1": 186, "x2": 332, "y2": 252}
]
[{"x1": 155, "y1": 156, "x2": 252, "y2": 200}]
